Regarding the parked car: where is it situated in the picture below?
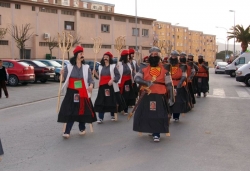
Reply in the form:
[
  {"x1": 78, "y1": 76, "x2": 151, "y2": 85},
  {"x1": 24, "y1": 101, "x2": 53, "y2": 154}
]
[
  {"x1": 225, "y1": 52, "x2": 250, "y2": 77},
  {"x1": 236, "y1": 61, "x2": 250, "y2": 86},
  {"x1": 214, "y1": 59, "x2": 223, "y2": 67},
  {"x1": 19, "y1": 60, "x2": 55, "y2": 83},
  {"x1": 85, "y1": 60, "x2": 99, "y2": 72},
  {"x1": 36, "y1": 59, "x2": 62, "y2": 82},
  {"x1": 52, "y1": 59, "x2": 70, "y2": 66},
  {"x1": 215, "y1": 62, "x2": 228, "y2": 74},
  {"x1": 2, "y1": 59, "x2": 35, "y2": 86}
]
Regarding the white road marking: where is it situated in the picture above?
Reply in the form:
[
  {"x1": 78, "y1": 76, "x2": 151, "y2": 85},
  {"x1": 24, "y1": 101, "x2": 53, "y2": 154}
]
[
  {"x1": 212, "y1": 88, "x2": 225, "y2": 97},
  {"x1": 235, "y1": 89, "x2": 250, "y2": 97}
]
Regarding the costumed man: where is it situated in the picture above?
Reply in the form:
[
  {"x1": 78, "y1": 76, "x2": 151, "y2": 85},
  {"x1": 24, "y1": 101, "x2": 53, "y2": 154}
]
[
  {"x1": 162, "y1": 57, "x2": 169, "y2": 64},
  {"x1": 0, "y1": 60, "x2": 9, "y2": 98},
  {"x1": 94, "y1": 52, "x2": 126, "y2": 123},
  {"x1": 128, "y1": 48, "x2": 139, "y2": 100},
  {"x1": 169, "y1": 50, "x2": 189, "y2": 121},
  {"x1": 133, "y1": 47, "x2": 174, "y2": 142},
  {"x1": 143, "y1": 56, "x2": 149, "y2": 63},
  {"x1": 58, "y1": 46, "x2": 97, "y2": 139},
  {"x1": 187, "y1": 54, "x2": 199, "y2": 105},
  {"x1": 0, "y1": 138, "x2": 3, "y2": 162},
  {"x1": 118, "y1": 50, "x2": 136, "y2": 115},
  {"x1": 195, "y1": 55, "x2": 209, "y2": 98}
]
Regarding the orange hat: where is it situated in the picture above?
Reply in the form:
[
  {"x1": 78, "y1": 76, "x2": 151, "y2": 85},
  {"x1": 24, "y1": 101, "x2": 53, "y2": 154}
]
[
  {"x1": 73, "y1": 46, "x2": 84, "y2": 54},
  {"x1": 129, "y1": 48, "x2": 135, "y2": 54},
  {"x1": 143, "y1": 56, "x2": 149, "y2": 60},
  {"x1": 104, "y1": 51, "x2": 113, "y2": 58},
  {"x1": 121, "y1": 50, "x2": 129, "y2": 56}
]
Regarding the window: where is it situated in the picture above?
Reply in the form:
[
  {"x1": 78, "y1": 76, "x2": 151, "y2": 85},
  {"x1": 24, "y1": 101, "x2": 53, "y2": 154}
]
[
  {"x1": 129, "y1": 18, "x2": 140, "y2": 23},
  {"x1": 15, "y1": 4, "x2": 21, "y2": 9},
  {"x1": 98, "y1": 6, "x2": 102, "y2": 10},
  {"x1": 114, "y1": 17, "x2": 126, "y2": 22},
  {"x1": 39, "y1": 7, "x2": 57, "y2": 14},
  {"x1": 132, "y1": 28, "x2": 139, "y2": 36},
  {"x1": 3, "y1": 62, "x2": 13, "y2": 68},
  {"x1": 64, "y1": 21, "x2": 74, "y2": 30},
  {"x1": 93, "y1": 6, "x2": 97, "y2": 10},
  {"x1": 0, "y1": 40, "x2": 8, "y2": 45},
  {"x1": 101, "y1": 24, "x2": 110, "y2": 33},
  {"x1": 108, "y1": 6, "x2": 112, "y2": 12},
  {"x1": 235, "y1": 57, "x2": 245, "y2": 65},
  {"x1": 39, "y1": 42, "x2": 49, "y2": 46},
  {"x1": 142, "y1": 47, "x2": 151, "y2": 50},
  {"x1": 32, "y1": 6, "x2": 35, "y2": 11},
  {"x1": 81, "y1": 44, "x2": 94, "y2": 48},
  {"x1": 142, "y1": 20, "x2": 152, "y2": 25},
  {"x1": 0, "y1": 2, "x2": 11, "y2": 8},
  {"x1": 61, "y1": 10, "x2": 75, "y2": 15},
  {"x1": 81, "y1": 12, "x2": 95, "y2": 18},
  {"x1": 99, "y1": 15, "x2": 111, "y2": 20},
  {"x1": 129, "y1": 46, "x2": 136, "y2": 49},
  {"x1": 101, "y1": 45, "x2": 111, "y2": 49},
  {"x1": 83, "y1": 3, "x2": 88, "y2": 8},
  {"x1": 142, "y1": 29, "x2": 149, "y2": 37},
  {"x1": 0, "y1": 15, "x2": 1, "y2": 25}
]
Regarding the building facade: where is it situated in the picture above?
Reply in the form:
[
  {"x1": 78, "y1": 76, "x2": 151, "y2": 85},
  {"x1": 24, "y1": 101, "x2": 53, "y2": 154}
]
[{"x1": 0, "y1": 0, "x2": 216, "y2": 66}]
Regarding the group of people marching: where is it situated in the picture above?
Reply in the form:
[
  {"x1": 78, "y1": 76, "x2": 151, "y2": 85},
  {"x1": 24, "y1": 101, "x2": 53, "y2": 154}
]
[{"x1": 56, "y1": 45, "x2": 209, "y2": 142}]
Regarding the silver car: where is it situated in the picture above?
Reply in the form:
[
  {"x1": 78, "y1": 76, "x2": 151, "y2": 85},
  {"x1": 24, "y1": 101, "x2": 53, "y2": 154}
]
[{"x1": 215, "y1": 62, "x2": 228, "y2": 74}]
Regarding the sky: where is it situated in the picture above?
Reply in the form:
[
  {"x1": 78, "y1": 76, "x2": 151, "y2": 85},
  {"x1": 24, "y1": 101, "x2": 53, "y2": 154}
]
[{"x1": 95, "y1": 0, "x2": 249, "y2": 51}]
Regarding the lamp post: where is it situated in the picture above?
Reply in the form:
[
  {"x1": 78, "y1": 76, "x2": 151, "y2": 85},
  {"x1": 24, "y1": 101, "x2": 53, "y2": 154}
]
[
  {"x1": 216, "y1": 38, "x2": 227, "y2": 61},
  {"x1": 229, "y1": 10, "x2": 235, "y2": 57},
  {"x1": 135, "y1": 0, "x2": 138, "y2": 52},
  {"x1": 216, "y1": 26, "x2": 228, "y2": 58}
]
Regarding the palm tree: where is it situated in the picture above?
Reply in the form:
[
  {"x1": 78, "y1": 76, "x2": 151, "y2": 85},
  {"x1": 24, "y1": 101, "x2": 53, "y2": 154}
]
[{"x1": 227, "y1": 24, "x2": 250, "y2": 53}]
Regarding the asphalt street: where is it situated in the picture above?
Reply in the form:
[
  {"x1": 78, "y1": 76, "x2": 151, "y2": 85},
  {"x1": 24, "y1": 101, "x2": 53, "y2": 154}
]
[{"x1": 0, "y1": 69, "x2": 250, "y2": 171}]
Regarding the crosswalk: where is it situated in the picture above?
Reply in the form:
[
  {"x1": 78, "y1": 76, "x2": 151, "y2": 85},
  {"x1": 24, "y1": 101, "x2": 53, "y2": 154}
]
[{"x1": 207, "y1": 86, "x2": 250, "y2": 99}]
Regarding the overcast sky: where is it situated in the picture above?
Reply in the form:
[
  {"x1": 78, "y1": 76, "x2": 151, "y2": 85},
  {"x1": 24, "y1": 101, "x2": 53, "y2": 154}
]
[{"x1": 96, "y1": 0, "x2": 248, "y2": 50}]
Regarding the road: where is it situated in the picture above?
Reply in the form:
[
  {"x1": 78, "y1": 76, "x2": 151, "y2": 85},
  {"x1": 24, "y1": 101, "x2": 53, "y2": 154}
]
[{"x1": 0, "y1": 69, "x2": 250, "y2": 171}]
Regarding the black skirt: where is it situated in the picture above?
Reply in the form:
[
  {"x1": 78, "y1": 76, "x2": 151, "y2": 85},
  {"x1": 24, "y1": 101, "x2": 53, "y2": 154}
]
[
  {"x1": 94, "y1": 84, "x2": 126, "y2": 113},
  {"x1": 133, "y1": 93, "x2": 170, "y2": 133},
  {"x1": 170, "y1": 87, "x2": 191, "y2": 113},
  {"x1": 121, "y1": 80, "x2": 136, "y2": 106},
  {"x1": 188, "y1": 82, "x2": 196, "y2": 105},
  {"x1": 0, "y1": 138, "x2": 3, "y2": 155},
  {"x1": 197, "y1": 77, "x2": 209, "y2": 93},
  {"x1": 133, "y1": 83, "x2": 139, "y2": 98},
  {"x1": 57, "y1": 88, "x2": 97, "y2": 123}
]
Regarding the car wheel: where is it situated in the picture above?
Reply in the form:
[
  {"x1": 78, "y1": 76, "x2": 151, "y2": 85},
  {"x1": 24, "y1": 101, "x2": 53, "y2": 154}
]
[
  {"x1": 245, "y1": 77, "x2": 250, "y2": 87},
  {"x1": 230, "y1": 71, "x2": 236, "y2": 77},
  {"x1": 8, "y1": 75, "x2": 19, "y2": 86},
  {"x1": 32, "y1": 79, "x2": 38, "y2": 84},
  {"x1": 40, "y1": 79, "x2": 47, "y2": 83},
  {"x1": 54, "y1": 73, "x2": 60, "y2": 82},
  {"x1": 21, "y1": 82, "x2": 28, "y2": 85}
]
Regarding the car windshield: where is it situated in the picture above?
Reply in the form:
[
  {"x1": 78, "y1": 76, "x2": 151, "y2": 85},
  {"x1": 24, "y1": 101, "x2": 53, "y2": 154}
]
[
  {"x1": 218, "y1": 62, "x2": 228, "y2": 66},
  {"x1": 49, "y1": 60, "x2": 62, "y2": 67},
  {"x1": 32, "y1": 60, "x2": 47, "y2": 67},
  {"x1": 18, "y1": 61, "x2": 30, "y2": 67}
]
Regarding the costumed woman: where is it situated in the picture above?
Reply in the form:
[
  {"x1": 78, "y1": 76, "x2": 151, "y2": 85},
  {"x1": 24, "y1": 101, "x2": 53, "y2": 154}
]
[
  {"x1": 57, "y1": 46, "x2": 97, "y2": 138},
  {"x1": 117, "y1": 50, "x2": 136, "y2": 115},
  {"x1": 94, "y1": 52, "x2": 126, "y2": 123},
  {"x1": 133, "y1": 47, "x2": 174, "y2": 142}
]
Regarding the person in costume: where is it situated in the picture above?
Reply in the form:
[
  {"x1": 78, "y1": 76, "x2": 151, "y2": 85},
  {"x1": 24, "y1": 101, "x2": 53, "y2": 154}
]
[
  {"x1": 94, "y1": 52, "x2": 126, "y2": 123},
  {"x1": 133, "y1": 47, "x2": 174, "y2": 142},
  {"x1": 117, "y1": 50, "x2": 136, "y2": 115},
  {"x1": 0, "y1": 138, "x2": 3, "y2": 162},
  {"x1": 169, "y1": 50, "x2": 190, "y2": 121},
  {"x1": 128, "y1": 48, "x2": 139, "y2": 100},
  {"x1": 58, "y1": 46, "x2": 97, "y2": 138},
  {"x1": 0, "y1": 60, "x2": 9, "y2": 98},
  {"x1": 187, "y1": 53, "x2": 198, "y2": 105},
  {"x1": 143, "y1": 56, "x2": 149, "y2": 63},
  {"x1": 195, "y1": 55, "x2": 209, "y2": 98}
]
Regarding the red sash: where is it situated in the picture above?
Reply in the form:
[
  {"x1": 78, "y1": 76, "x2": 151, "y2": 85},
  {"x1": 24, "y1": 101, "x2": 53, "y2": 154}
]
[
  {"x1": 99, "y1": 75, "x2": 111, "y2": 86},
  {"x1": 119, "y1": 75, "x2": 131, "y2": 94},
  {"x1": 68, "y1": 78, "x2": 88, "y2": 115}
]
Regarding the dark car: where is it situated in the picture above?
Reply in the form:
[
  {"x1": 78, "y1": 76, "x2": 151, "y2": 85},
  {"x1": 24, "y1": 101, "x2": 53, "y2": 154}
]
[
  {"x1": 19, "y1": 60, "x2": 55, "y2": 83},
  {"x1": 36, "y1": 59, "x2": 62, "y2": 82},
  {"x1": 52, "y1": 59, "x2": 70, "y2": 66},
  {"x1": 85, "y1": 60, "x2": 99, "y2": 72},
  {"x1": 2, "y1": 59, "x2": 35, "y2": 86}
]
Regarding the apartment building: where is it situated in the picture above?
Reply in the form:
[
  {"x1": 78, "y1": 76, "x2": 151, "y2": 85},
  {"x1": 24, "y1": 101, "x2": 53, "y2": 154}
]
[{"x1": 0, "y1": 0, "x2": 155, "y2": 60}]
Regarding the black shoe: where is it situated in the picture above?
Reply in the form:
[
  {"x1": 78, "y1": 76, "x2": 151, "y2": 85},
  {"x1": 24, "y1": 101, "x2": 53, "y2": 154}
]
[{"x1": 174, "y1": 118, "x2": 179, "y2": 121}]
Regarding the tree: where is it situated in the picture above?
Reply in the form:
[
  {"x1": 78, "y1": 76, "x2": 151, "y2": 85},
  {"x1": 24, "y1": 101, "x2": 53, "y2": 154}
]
[
  {"x1": 66, "y1": 32, "x2": 82, "y2": 60},
  {"x1": 216, "y1": 50, "x2": 233, "y2": 61},
  {"x1": 7, "y1": 24, "x2": 33, "y2": 59},
  {"x1": 46, "y1": 37, "x2": 58, "y2": 58},
  {"x1": 227, "y1": 24, "x2": 250, "y2": 53},
  {"x1": 0, "y1": 28, "x2": 7, "y2": 40}
]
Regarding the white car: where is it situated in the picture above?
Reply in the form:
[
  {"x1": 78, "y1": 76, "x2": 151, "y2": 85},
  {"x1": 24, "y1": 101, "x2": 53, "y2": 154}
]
[
  {"x1": 215, "y1": 62, "x2": 228, "y2": 74},
  {"x1": 236, "y1": 61, "x2": 250, "y2": 86}
]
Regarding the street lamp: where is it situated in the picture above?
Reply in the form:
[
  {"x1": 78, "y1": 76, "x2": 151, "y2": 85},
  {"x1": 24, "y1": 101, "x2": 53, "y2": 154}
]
[
  {"x1": 215, "y1": 26, "x2": 229, "y2": 58},
  {"x1": 229, "y1": 10, "x2": 235, "y2": 57},
  {"x1": 216, "y1": 38, "x2": 227, "y2": 61}
]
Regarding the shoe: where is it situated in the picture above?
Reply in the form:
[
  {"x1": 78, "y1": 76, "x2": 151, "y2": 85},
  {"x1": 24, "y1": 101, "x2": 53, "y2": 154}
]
[
  {"x1": 62, "y1": 133, "x2": 70, "y2": 139},
  {"x1": 97, "y1": 119, "x2": 103, "y2": 124},
  {"x1": 111, "y1": 117, "x2": 115, "y2": 121},
  {"x1": 203, "y1": 92, "x2": 207, "y2": 97},
  {"x1": 6, "y1": 96, "x2": 8, "y2": 98},
  {"x1": 153, "y1": 136, "x2": 160, "y2": 142},
  {"x1": 174, "y1": 118, "x2": 179, "y2": 121},
  {"x1": 79, "y1": 130, "x2": 86, "y2": 135},
  {"x1": 196, "y1": 95, "x2": 201, "y2": 98}
]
